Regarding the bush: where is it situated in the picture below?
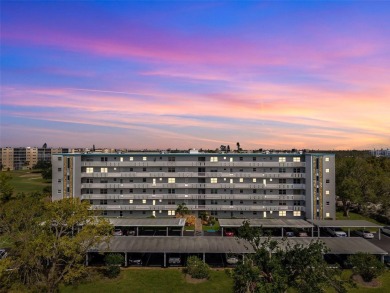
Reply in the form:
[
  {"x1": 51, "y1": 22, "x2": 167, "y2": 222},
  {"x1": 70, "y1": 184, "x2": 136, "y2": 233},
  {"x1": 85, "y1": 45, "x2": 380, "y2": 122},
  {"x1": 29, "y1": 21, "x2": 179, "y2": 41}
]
[
  {"x1": 104, "y1": 253, "x2": 124, "y2": 278},
  {"x1": 348, "y1": 252, "x2": 385, "y2": 282},
  {"x1": 186, "y1": 256, "x2": 210, "y2": 279}
]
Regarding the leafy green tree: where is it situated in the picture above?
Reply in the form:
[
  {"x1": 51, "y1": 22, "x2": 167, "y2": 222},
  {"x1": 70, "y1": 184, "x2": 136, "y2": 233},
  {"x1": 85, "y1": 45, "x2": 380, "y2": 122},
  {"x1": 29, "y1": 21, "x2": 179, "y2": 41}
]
[
  {"x1": 348, "y1": 252, "x2": 385, "y2": 282},
  {"x1": 185, "y1": 256, "x2": 210, "y2": 279},
  {"x1": 232, "y1": 221, "x2": 349, "y2": 293},
  {"x1": 104, "y1": 253, "x2": 124, "y2": 278},
  {"x1": 0, "y1": 172, "x2": 14, "y2": 202},
  {"x1": 0, "y1": 197, "x2": 112, "y2": 292}
]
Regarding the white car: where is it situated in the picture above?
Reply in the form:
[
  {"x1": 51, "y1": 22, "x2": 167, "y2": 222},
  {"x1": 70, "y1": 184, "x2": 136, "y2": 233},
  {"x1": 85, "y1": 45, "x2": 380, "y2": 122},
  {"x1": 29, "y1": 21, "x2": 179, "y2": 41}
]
[
  {"x1": 381, "y1": 226, "x2": 390, "y2": 236},
  {"x1": 355, "y1": 230, "x2": 374, "y2": 239},
  {"x1": 326, "y1": 227, "x2": 347, "y2": 237},
  {"x1": 226, "y1": 254, "x2": 239, "y2": 265},
  {"x1": 113, "y1": 229, "x2": 123, "y2": 236}
]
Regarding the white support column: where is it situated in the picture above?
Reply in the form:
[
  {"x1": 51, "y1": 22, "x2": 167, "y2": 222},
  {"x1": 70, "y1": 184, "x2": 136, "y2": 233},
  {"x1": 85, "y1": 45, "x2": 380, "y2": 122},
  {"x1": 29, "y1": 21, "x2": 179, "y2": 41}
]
[
  {"x1": 136, "y1": 226, "x2": 139, "y2": 236},
  {"x1": 348, "y1": 228, "x2": 350, "y2": 237},
  {"x1": 203, "y1": 253, "x2": 205, "y2": 263},
  {"x1": 222, "y1": 227, "x2": 224, "y2": 237},
  {"x1": 125, "y1": 252, "x2": 127, "y2": 267},
  {"x1": 164, "y1": 253, "x2": 167, "y2": 267},
  {"x1": 166, "y1": 227, "x2": 169, "y2": 236},
  {"x1": 281, "y1": 227, "x2": 284, "y2": 237},
  {"x1": 379, "y1": 228, "x2": 381, "y2": 240},
  {"x1": 86, "y1": 253, "x2": 89, "y2": 266}
]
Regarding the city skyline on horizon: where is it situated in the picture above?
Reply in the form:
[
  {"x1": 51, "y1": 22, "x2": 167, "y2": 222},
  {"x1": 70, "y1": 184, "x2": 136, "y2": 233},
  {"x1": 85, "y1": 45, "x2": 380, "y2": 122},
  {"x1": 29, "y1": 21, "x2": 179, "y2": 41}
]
[{"x1": 1, "y1": 1, "x2": 389, "y2": 150}]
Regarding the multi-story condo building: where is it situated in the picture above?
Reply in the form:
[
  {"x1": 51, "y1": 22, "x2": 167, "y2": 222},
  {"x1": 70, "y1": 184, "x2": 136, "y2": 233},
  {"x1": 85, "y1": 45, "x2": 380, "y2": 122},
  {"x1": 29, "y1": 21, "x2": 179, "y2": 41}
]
[
  {"x1": 52, "y1": 151, "x2": 335, "y2": 220},
  {"x1": 0, "y1": 147, "x2": 69, "y2": 170}
]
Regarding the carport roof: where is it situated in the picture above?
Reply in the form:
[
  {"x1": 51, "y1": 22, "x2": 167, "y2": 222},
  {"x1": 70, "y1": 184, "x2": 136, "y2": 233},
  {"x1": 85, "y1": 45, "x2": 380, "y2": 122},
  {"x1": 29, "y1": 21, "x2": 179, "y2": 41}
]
[
  {"x1": 219, "y1": 219, "x2": 313, "y2": 228},
  {"x1": 308, "y1": 220, "x2": 383, "y2": 228},
  {"x1": 107, "y1": 218, "x2": 186, "y2": 227},
  {"x1": 93, "y1": 236, "x2": 387, "y2": 255}
]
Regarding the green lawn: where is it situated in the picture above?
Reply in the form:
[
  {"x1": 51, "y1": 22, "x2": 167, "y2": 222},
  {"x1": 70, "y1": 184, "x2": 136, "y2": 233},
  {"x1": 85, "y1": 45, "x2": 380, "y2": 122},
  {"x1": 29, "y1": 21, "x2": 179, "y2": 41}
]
[
  {"x1": 4, "y1": 170, "x2": 50, "y2": 195},
  {"x1": 336, "y1": 211, "x2": 386, "y2": 228},
  {"x1": 62, "y1": 268, "x2": 233, "y2": 293},
  {"x1": 202, "y1": 221, "x2": 220, "y2": 231}
]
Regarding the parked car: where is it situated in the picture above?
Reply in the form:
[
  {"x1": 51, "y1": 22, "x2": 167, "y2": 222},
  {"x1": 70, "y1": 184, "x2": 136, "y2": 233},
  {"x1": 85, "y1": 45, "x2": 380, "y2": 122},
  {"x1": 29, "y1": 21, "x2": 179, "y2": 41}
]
[
  {"x1": 381, "y1": 226, "x2": 390, "y2": 236},
  {"x1": 224, "y1": 230, "x2": 234, "y2": 237},
  {"x1": 113, "y1": 229, "x2": 123, "y2": 236},
  {"x1": 226, "y1": 254, "x2": 239, "y2": 265},
  {"x1": 285, "y1": 231, "x2": 295, "y2": 237},
  {"x1": 168, "y1": 256, "x2": 181, "y2": 265},
  {"x1": 298, "y1": 231, "x2": 308, "y2": 237},
  {"x1": 355, "y1": 230, "x2": 374, "y2": 239},
  {"x1": 326, "y1": 227, "x2": 347, "y2": 237},
  {"x1": 126, "y1": 230, "x2": 136, "y2": 236},
  {"x1": 128, "y1": 258, "x2": 142, "y2": 266}
]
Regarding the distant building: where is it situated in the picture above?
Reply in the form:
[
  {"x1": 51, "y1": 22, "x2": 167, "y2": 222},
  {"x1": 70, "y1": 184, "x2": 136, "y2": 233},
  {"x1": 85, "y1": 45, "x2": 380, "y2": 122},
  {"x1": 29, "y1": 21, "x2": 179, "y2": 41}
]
[
  {"x1": 52, "y1": 151, "x2": 335, "y2": 220},
  {"x1": 0, "y1": 147, "x2": 69, "y2": 170},
  {"x1": 370, "y1": 149, "x2": 390, "y2": 157}
]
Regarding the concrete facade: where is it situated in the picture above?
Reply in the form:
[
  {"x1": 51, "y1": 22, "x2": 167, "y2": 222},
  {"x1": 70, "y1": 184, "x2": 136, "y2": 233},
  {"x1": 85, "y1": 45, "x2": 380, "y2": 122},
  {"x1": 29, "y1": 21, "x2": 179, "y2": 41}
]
[{"x1": 52, "y1": 151, "x2": 335, "y2": 220}]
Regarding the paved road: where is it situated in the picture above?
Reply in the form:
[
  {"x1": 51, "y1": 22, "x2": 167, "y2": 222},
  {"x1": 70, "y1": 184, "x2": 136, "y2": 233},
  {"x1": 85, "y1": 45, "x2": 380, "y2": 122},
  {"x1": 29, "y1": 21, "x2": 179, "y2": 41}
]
[{"x1": 367, "y1": 233, "x2": 390, "y2": 253}]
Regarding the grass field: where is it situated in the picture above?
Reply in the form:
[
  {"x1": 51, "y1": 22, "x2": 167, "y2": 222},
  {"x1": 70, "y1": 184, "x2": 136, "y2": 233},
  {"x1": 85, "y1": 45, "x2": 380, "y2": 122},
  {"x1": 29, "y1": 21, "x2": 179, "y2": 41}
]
[
  {"x1": 61, "y1": 268, "x2": 390, "y2": 293},
  {"x1": 62, "y1": 268, "x2": 233, "y2": 293},
  {"x1": 4, "y1": 170, "x2": 50, "y2": 195}
]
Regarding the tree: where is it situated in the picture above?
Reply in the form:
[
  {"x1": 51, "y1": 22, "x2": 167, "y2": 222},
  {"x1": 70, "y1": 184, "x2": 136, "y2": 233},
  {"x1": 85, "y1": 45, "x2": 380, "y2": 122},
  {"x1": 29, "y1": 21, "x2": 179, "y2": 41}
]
[
  {"x1": 232, "y1": 221, "x2": 349, "y2": 293},
  {"x1": 0, "y1": 172, "x2": 14, "y2": 202},
  {"x1": 175, "y1": 203, "x2": 189, "y2": 218},
  {"x1": 104, "y1": 253, "x2": 124, "y2": 278},
  {"x1": 185, "y1": 256, "x2": 210, "y2": 279},
  {"x1": 348, "y1": 252, "x2": 385, "y2": 282},
  {"x1": 0, "y1": 197, "x2": 112, "y2": 292}
]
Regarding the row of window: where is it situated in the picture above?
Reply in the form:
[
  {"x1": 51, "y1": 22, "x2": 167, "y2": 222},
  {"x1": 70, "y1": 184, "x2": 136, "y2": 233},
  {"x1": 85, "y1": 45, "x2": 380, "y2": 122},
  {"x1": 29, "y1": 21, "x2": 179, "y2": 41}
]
[{"x1": 82, "y1": 167, "x2": 308, "y2": 173}]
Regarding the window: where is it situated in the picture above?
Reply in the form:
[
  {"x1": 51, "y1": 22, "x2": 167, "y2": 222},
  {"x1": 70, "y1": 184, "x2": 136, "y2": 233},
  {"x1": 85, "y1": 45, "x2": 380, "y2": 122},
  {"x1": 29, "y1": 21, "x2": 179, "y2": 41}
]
[
  {"x1": 168, "y1": 157, "x2": 176, "y2": 161},
  {"x1": 100, "y1": 189, "x2": 107, "y2": 194},
  {"x1": 279, "y1": 157, "x2": 286, "y2": 162},
  {"x1": 230, "y1": 158, "x2": 233, "y2": 162},
  {"x1": 325, "y1": 169, "x2": 330, "y2": 173},
  {"x1": 239, "y1": 157, "x2": 243, "y2": 161},
  {"x1": 129, "y1": 157, "x2": 133, "y2": 161},
  {"x1": 101, "y1": 167, "x2": 108, "y2": 173},
  {"x1": 58, "y1": 167, "x2": 62, "y2": 172},
  {"x1": 58, "y1": 179, "x2": 62, "y2": 183},
  {"x1": 210, "y1": 178, "x2": 217, "y2": 183},
  {"x1": 325, "y1": 157, "x2": 330, "y2": 162},
  {"x1": 253, "y1": 211, "x2": 257, "y2": 215},
  {"x1": 293, "y1": 179, "x2": 301, "y2": 184},
  {"x1": 142, "y1": 178, "x2": 146, "y2": 182},
  {"x1": 210, "y1": 157, "x2": 218, "y2": 162},
  {"x1": 279, "y1": 190, "x2": 286, "y2": 195},
  {"x1": 279, "y1": 179, "x2": 286, "y2": 184},
  {"x1": 253, "y1": 178, "x2": 257, "y2": 183},
  {"x1": 120, "y1": 157, "x2": 123, "y2": 162},
  {"x1": 293, "y1": 157, "x2": 301, "y2": 162},
  {"x1": 57, "y1": 190, "x2": 61, "y2": 194},
  {"x1": 211, "y1": 189, "x2": 218, "y2": 194},
  {"x1": 168, "y1": 189, "x2": 176, "y2": 194},
  {"x1": 168, "y1": 200, "x2": 175, "y2": 204},
  {"x1": 129, "y1": 200, "x2": 133, "y2": 204},
  {"x1": 326, "y1": 212, "x2": 330, "y2": 218},
  {"x1": 142, "y1": 199, "x2": 146, "y2": 204},
  {"x1": 143, "y1": 167, "x2": 146, "y2": 171},
  {"x1": 211, "y1": 211, "x2": 218, "y2": 216},
  {"x1": 279, "y1": 211, "x2": 287, "y2": 217},
  {"x1": 100, "y1": 199, "x2": 107, "y2": 205},
  {"x1": 210, "y1": 200, "x2": 218, "y2": 205},
  {"x1": 293, "y1": 211, "x2": 301, "y2": 217},
  {"x1": 168, "y1": 210, "x2": 175, "y2": 216},
  {"x1": 279, "y1": 168, "x2": 286, "y2": 173},
  {"x1": 325, "y1": 190, "x2": 330, "y2": 195},
  {"x1": 168, "y1": 178, "x2": 176, "y2": 183},
  {"x1": 239, "y1": 178, "x2": 243, "y2": 183},
  {"x1": 101, "y1": 157, "x2": 108, "y2": 162},
  {"x1": 253, "y1": 157, "x2": 257, "y2": 161},
  {"x1": 168, "y1": 167, "x2": 175, "y2": 172},
  {"x1": 143, "y1": 157, "x2": 147, "y2": 161},
  {"x1": 253, "y1": 168, "x2": 256, "y2": 171},
  {"x1": 326, "y1": 179, "x2": 330, "y2": 183},
  {"x1": 293, "y1": 168, "x2": 301, "y2": 173},
  {"x1": 253, "y1": 189, "x2": 257, "y2": 193},
  {"x1": 326, "y1": 201, "x2": 330, "y2": 206},
  {"x1": 58, "y1": 157, "x2": 62, "y2": 161}
]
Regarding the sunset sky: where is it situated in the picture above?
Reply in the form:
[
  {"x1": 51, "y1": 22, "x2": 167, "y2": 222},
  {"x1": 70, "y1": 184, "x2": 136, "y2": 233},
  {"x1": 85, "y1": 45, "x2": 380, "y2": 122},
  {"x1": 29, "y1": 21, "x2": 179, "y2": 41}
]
[{"x1": 1, "y1": 1, "x2": 389, "y2": 150}]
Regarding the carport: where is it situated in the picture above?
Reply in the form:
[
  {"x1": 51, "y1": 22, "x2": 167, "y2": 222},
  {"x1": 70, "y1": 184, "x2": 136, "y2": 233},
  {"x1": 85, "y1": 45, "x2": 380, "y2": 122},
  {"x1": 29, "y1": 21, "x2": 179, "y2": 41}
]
[
  {"x1": 218, "y1": 219, "x2": 313, "y2": 237},
  {"x1": 107, "y1": 218, "x2": 186, "y2": 236},
  {"x1": 88, "y1": 235, "x2": 387, "y2": 266},
  {"x1": 308, "y1": 220, "x2": 384, "y2": 239}
]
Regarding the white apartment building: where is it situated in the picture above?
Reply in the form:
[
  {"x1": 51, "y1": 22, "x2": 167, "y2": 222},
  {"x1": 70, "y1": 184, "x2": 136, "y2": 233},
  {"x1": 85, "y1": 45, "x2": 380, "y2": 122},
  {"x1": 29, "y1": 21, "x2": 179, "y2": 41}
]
[{"x1": 52, "y1": 151, "x2": 335, "y2": 220}]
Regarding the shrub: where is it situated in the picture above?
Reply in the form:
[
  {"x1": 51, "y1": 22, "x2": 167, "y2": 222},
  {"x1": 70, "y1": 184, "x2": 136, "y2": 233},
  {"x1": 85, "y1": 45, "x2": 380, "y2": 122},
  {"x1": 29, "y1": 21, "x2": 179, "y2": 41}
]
[
  {"x1": 104, "y1": 253, "x2": 124, "y2": 278},
  {"x1": 348, "y1": 252, "x2": 385, "y2": 282},
  {"x1": 186, "y1": 256, "x2": 210, "y2": 279}
]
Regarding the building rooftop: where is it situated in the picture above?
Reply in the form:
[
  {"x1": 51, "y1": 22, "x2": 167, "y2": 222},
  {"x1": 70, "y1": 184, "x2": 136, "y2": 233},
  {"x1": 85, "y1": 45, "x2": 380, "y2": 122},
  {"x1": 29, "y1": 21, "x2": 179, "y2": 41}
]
[
  {"x1": 308, "y1": 220, "x2": 383, "y2": 228},
  {"x1": 106, "y1": 218, "x2": 186, "y2": 227}
]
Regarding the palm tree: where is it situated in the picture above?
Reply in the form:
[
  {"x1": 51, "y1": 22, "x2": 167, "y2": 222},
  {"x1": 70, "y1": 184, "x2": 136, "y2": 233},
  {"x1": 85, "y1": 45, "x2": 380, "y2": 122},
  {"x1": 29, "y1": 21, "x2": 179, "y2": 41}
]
[{"x1": 176, "y1": 203, "x2": 189, "y2": 218}]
